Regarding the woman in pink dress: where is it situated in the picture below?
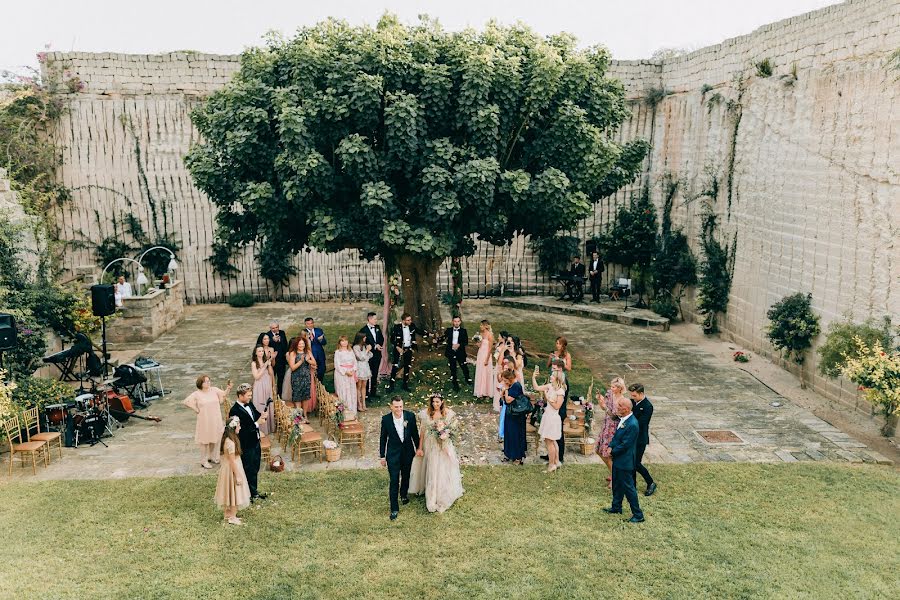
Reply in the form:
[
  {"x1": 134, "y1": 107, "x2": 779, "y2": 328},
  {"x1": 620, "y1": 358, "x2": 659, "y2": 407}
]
[
  {"x1": 214, "y1": 416, "x2": 250, "y2": 526},
  {"x1": 595, "y1": 376, "x2": 625, "y2": 487},
  {"x1": 183, "y1": 375, "x2": 231, "y2": 469},
  {"x1": 473, "y1": 320, "x2": 495, "y2": 405},
  {"x1": 250, "y1": 346, "x2": 275, "y2": 434},
  {"x1": 333, "y1": 335, "x2": 358, "y2": 420}
]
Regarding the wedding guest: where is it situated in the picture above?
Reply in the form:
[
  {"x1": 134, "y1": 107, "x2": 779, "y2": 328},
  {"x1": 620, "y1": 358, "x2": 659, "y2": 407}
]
[
  {"x1": 629, "y1": 383, "x2": 657, "y2": 496},
  {"x1": 545, "y1": 336, "x2": 572, "y2": 464},
  {"x1": 496, "y1": 355, "x2": 515, "y2": 443},
  {"x1": 257, "y1": 321, "x2": 289, "y2": 394},
  {"x1": 595, "y1": 377, "x2": 626, "y2": 488},
  {"x1": 501, "y1": 369, "x2": 527, "y2": 464},
  {"x1": 379, "y1": 396, "x2": 422, "y2": 521},
  {"x1": 334, "y1": 335, "x2": 358, "y2": 420},
  {"x1": 474, "y1": 320, "x2": 495, "y2": 404},
  {"x1": 303, "y1": 317, "x2": 327, "y2": 382},
  {"x1": 388, "y1": 313, "x2": 418, "y2": 392},
  {"x1": 359, "y1": 312, "x2": 384, "y2": 400},
  {"x1": 250, "y1": 346, "x2": 275, "y2": 435},
  {"x1": 444, "y1": 316, "x2": 470, "y2": 391},
  {"x1": 215, "y1": 416, "x2": 251, "y2": 526},
  {"x1": 512, "y1": 336, "x2": 526, "y2": 385},
  {"x1": 352, "y1": 332, "x2": 372, "y2": 412},
  {"x1": 408, "y1": 393, "x2": 465, "y2": 513},
  {"x1": 603, "y1": 396, "x2": 644, "y2": 523},
  {"x1": 183, "y1": 375, "x2": 232, "y2": 469},
  {"x1": 533, "y1": 366, "x2": 565, "y2": 473},
  {"x1": 228, "y1": 383, "x2": 268, "y2": 502},
  {"x1": 492, "y1": 332, "x2": 512, "y2": 408},
  {"x1": 287, "y1": 335, "x2": 316, "y2": 415}
]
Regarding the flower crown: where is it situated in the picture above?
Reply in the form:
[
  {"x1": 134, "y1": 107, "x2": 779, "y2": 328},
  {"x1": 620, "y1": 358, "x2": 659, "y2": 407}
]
[{"x1": 228, "y1": 416, "x2": 240, "y2": 430}]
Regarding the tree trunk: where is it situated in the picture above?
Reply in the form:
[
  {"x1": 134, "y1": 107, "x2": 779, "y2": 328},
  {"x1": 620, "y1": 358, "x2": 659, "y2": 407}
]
[
  {"x1": 397, "y1": 253, "x2": 444, "y2": 334},
  {"x1": 379, "y1": 263, "x2": 392, "y2": 378}
]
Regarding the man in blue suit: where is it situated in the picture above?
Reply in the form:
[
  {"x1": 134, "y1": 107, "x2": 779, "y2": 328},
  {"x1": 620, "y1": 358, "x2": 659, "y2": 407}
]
[
  {"x1": 303, "y1": 317, "x2": 327, "y2": 382},
  {"x1": 603, "y1": 396, "x2": 645, "y2": 523}
]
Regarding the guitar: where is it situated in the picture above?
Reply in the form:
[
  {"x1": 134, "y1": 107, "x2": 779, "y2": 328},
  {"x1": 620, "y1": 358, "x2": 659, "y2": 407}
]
[{"x1": 106, "y1": 390, "x2": 163, "y2": 423}]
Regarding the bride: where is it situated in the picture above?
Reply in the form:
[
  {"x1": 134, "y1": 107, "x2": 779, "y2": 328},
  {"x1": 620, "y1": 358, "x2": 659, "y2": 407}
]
[{"x1": 409, "y1": 393, "x2": 465, "y2": 513}]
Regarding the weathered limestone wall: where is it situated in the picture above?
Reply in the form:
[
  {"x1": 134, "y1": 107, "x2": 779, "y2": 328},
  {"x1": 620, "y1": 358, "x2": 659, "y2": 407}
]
[
  {"x1": 45, "y1": 0, "x2": 899, "y2": 411},
  {"x1": 107, "y1": 281, "x2": 185, "y2": 345}
]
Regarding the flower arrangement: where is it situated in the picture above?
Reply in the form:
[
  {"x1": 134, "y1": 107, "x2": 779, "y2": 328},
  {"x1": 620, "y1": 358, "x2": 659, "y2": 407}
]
[
  {"x1": 0, "y1": 370, "x2": 16, "y2": 420},
  {"x1": 333, "y1": 402, "x2": 346, "y2": 429},
  {"x1": 840, "y1": 337, "x2": 900, "y2": 436},
  {"x1": 471, "y1": 333, "x2": 482, "y2": 344},
  {"x1": 733, "y1": 351, "x2": 750, "y2": 363},
  {"x1": 323, "y1": 439, "x2": 339, "y2": 450},
  {"x1": 583, "y1": 401, "x2": 594, "y2": 432},
  {"x1": 287, "y1": 410, "x2": 306, "y2": 447},
  {"x1": 429, "y1": 416, "x2": 461, "y2": 446}
]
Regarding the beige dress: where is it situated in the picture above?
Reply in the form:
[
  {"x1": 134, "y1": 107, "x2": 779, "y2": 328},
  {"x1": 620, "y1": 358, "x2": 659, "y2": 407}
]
[
  {"x1": 214, "y1": 439, "x2": 250, "y2": 509},
  {"x1": 183, "y1": 388, "x2": 225, "y2": 444},
  {"x1": 408, "y1": 409, "x2": 465, "y2": 513}
]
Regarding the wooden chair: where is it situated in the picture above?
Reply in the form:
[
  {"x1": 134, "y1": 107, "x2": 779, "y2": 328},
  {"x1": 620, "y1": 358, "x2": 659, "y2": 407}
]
[
  {"x1": 23, "y1": 406, "x2": 63, "y2": 462},
  {"x1": 260, "y1": 434, "x2": 272, "y2": 464},
  {"x1": 2, "y1": 416, "x2": 48, "y2": 476},
  {"x1": 338, "y1": 419, "x2": 365, "y2": 456},
  {"x1": 562, "y1": 404, "x2": 588, "y2": 451},
  {"x1": 292, "y1": 426, "x2": 323, "y2": 463}
]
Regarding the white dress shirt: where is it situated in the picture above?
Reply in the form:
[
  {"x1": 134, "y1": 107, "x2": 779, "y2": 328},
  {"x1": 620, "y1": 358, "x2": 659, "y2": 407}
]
[
  {"x1": 401, "y1": 325, "x2": 411, "y2": 348},
  {"x1": 240, "y1": 402, "x2": 260, "y2": 439},
  {"x1": 452, "y1": 328, "x2": 460, "y2": 345},
  {"x1": 617, "y1": 412, "x2": 633, "y2": 430},
  {"x1": 393, "y1": 414, "x2": 405, "y2": 441}
]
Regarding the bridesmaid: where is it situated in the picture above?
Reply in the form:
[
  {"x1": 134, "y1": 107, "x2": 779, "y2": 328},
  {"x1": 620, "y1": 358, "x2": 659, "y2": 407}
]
[
  {"x1": 250, "y1": 346, "x2": 275, "y2": 434},
  {"x1": 596, "y1": 376, "x2": 626, "y2": 488},
  {"x1": 352, "y1": 332, "x2": 372, "y2": 412},
  {"x1": 183, "y1": 375, "x2": 232, "y2": 469},
  {"x1": 334, "y1": 335, "x2": 358, "y2": 420},
  {"x1": 214, "y1": 416, "x2": 251, "y2": 526},
  {"x1": 473, "y1": 320, "x2": 495, "y2": 404},
  {"x1": 260, "y1": 335, "x2": 277, "y2": 391},
  {"x1": 500, "y1": 369, "x2": 527, "y2": 464}
]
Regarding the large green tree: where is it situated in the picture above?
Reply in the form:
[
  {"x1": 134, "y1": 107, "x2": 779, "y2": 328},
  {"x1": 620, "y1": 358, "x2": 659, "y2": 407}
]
[{"x1": 186, "y1": 16, "x2": 648, "y2": 330}]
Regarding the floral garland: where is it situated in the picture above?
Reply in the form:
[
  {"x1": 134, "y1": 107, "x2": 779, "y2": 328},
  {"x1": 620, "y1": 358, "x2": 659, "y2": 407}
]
[
  {"x1": 333, "y1": 402, "x2": 346, "y2": 430},
  {"x1": 583, "y1": 401, "x2": 594, "y2": 432},
  {"x1": 287, "y1": 410, "x2": 306, "y2": 447}
]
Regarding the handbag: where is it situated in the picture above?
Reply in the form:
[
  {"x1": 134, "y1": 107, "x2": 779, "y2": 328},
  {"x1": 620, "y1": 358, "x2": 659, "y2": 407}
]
[{"x1": 508, "y1": 393, "x2": 533, "y2": 416}]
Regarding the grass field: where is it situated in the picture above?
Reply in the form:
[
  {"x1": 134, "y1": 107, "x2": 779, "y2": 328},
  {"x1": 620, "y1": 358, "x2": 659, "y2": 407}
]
[
  {"x1": 1, "y1": 463, "x2": 897, "y2": 599},
  {"x1": 289, "y1": 319, "x2": 597, "y2": 409}
]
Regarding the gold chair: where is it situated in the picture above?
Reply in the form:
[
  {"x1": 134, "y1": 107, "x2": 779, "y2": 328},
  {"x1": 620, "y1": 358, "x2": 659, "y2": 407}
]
[
  {"x1": 292, "y1": 427, "x2": 323, "y2": 463},
  {"x1": 562, "y1": 406, "x2": 587, "y2": 451},
  {"x1": 338, "y1": 419, "x2": 365, "y2": 455},
  {"x1": 260, "y1": 434, "x2": 272, "y2": 464},
  {"x1": 23, "y1": 406, "x2": 63, "y2": 462},
  {"x1": 2, "y1": 415, "x2": 48, "y2": 476}
]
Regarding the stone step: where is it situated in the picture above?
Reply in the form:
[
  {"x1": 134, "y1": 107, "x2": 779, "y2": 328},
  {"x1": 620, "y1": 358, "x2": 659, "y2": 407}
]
[{"x1": 490, "y1": 296, "x2": 670, "y2": 331}]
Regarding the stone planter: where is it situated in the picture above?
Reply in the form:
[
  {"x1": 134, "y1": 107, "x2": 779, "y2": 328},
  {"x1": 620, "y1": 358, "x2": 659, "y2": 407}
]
[{"x1": 106, "y1": 280, "x2": 184, "y2": 345}]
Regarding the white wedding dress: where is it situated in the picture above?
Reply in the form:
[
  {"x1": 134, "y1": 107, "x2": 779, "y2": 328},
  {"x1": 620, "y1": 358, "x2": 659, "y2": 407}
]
[{"x1": 408, "y1": 409, "x2": 465, "y2": 513}]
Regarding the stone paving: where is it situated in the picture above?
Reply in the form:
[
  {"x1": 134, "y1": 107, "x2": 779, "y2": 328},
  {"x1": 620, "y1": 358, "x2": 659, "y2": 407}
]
[{"x1": 12, "y1": 300, "x2": 891, "y2": 482}]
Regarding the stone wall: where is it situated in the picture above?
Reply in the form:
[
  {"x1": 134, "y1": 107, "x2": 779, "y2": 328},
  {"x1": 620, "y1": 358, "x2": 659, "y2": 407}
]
[
  {"x1": 44, "y1": 0, "x2": 900, "y2": 411},
  {"x1": 106, "y1": 281, "x2": 185, "y2": 345}
]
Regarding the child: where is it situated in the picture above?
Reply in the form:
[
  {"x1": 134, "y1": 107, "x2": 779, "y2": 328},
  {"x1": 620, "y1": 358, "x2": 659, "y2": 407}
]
[{"x1": 214, "y1": 416, "x2": 251, "y2": 525}]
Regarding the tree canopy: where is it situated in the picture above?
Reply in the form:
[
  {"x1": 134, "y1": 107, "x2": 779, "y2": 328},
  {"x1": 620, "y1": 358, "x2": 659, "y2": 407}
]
[{"x1": 186, "y1": 15, "x2": 648, "y2": 327}]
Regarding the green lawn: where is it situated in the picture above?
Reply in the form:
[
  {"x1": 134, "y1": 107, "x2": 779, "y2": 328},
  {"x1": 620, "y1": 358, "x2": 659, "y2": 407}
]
[
  {"x1": 289, "y1": 319, "x2": 597, "y2": 409},
  {"x1": 1, "y1": 464, "x2": 897, "y2": 599}
]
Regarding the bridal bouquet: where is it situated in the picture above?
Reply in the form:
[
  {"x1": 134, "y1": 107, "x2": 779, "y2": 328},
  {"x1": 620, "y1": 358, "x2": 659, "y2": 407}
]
[{"x1": 429, "y1": 416, "x2": 461, "y2": 446}]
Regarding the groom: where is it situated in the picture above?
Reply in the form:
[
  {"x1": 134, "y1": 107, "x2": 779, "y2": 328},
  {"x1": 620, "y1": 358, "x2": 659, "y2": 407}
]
[{"x1": 379, "y1": 396, "x2": 422, "y2": 520}]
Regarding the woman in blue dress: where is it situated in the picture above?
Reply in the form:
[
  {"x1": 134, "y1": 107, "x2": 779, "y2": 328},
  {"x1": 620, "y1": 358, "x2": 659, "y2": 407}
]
[{"x1": 500, "y1": 369, "x2": 527, "y2": 464}]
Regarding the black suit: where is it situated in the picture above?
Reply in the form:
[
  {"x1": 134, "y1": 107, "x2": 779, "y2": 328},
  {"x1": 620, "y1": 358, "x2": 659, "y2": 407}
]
[
  {"x1": 257, "y1": 330, "x2": 289, "y2": 393},
  {"x1": 379, "y1": 410, "x2": 420, "y2": 513},
  {"x1": 631, "y1": 397, "x2": 655, "y2": 488},
  {"x1": 563, "y1": 262, "x2": 586, "y2": 301},
  {"x1": 588, "y1": 258, "x2": 604, "y2": 301},
  {"x1": 229, "y1": 401, "x2": 262, "y2": 498},
  {"x1": 444, "y1": 326, "x2": 470, "y2": 385},
  {"x1": 359, "y1": 323, "x2": 385, "y2": 397},
  {"x1": 609, "y1": 415, "x2": 643, "y2": 519},
  {"x1": 389, "y1": 323, "x2": 418, "y2": 388}
]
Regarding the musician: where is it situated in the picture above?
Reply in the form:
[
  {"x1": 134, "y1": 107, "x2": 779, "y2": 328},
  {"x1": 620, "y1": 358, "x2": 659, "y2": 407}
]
[
  {"x1": 563, "y1": 256, "x2": 586, "y2": 301},
  {"x1": 114, "y1": 275, "x2": 133, "y2": 307},
  {"x1": 588, "y1": 251, "x2": 605, "y2": 302}
]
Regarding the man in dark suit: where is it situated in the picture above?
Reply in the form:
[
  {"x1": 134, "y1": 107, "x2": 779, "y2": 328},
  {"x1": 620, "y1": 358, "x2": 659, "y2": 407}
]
[
  {"x1": 629, "y1": 383, "x2": 657, "y2": 496},
  {"x1": 444, "y1": 315, "x2": 470, "y2": 391},
  {"x1": 388, "y1": 313, "x2": 418, "y2": 392},
  {"x1": 603, "y1": 396, "x2": 644, "y2": 522},
  {"x1": 379, "y1": 396, "x2": 422, "y2": 520},
  {"x1": 256, "y1": 321, "x2": 289, "y2": 393},
  {"x1": 359, "y1": 312, "x2": 384, "y2": 400},
  {"x1": 303, "y1": 317, "x2": 327, "y2": 382},
  {"x1": 588, "y1": 251, "x2": 604, "y2": 303},
  {"x1": 228, "y1": 383, "x2": 269, "y2": 502},
  {"x1": 562, "y1": 256, "x2": 586, "y2": 301}
]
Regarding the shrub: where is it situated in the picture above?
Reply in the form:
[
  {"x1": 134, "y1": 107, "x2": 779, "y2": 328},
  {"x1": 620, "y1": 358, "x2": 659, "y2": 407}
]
[
  {"x1": 10, "y1": 376, "x2": 76, "y2": 414},
  {"x1": 766, "y1": 292, "x2": 821, "y2": 366},
  {"x1": 697, "y1": 212, "x2": 735, "y2": 333},
  {"x1": 530, "y1": 235, "x2": 581, "y2": 276},
  {"x1": 3, "y1": 318, "x2": 48, "y2": 380},
  {"x1": 755, "y1": 58, "x2": 774, "y2": 78},
  {"x1": 817, "y1": 316, "x2": 893, "y2": 378},
  {"x1": 840, "y1": 337, "x2": 900, "y2": 436},
  {"x1": 227, "y1": 292, "x2": 255, "y2": 308},
  {"x1": 650, "y1": 296, "x2": 678, "y2": 321}
]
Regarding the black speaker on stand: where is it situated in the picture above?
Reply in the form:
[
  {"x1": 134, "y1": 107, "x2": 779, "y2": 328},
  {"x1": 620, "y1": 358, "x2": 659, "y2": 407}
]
[
  {"x1": 91, "y1": 284, "x2": 116, "y2": 377},
  {"x1": 0, "y1": 313, "x2": 17, "y2": 370}
]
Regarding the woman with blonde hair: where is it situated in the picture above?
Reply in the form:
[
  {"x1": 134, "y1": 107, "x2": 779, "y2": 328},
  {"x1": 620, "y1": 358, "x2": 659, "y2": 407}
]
[
  {"x1": 352, "y1": 332, "x2": 372, "y2": 413},
  {"x1": 533, "y1": 366, "x2": 566, "y2": 473},
  {"x1": 183, "y1": 375, "x2": 232, "y2": 469},
  {"x1": 596, "y1": 376, "x2": 626, "y2": 487},
  {"x1": 474, "y1": 320, "x2": 495, "y2": 404},
  {"x1": 334, "y1": 334, "x2": 358, "y2": 420},
  {"x1": 214, "y1": 416, "x2": 251, "y2": 525}
]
